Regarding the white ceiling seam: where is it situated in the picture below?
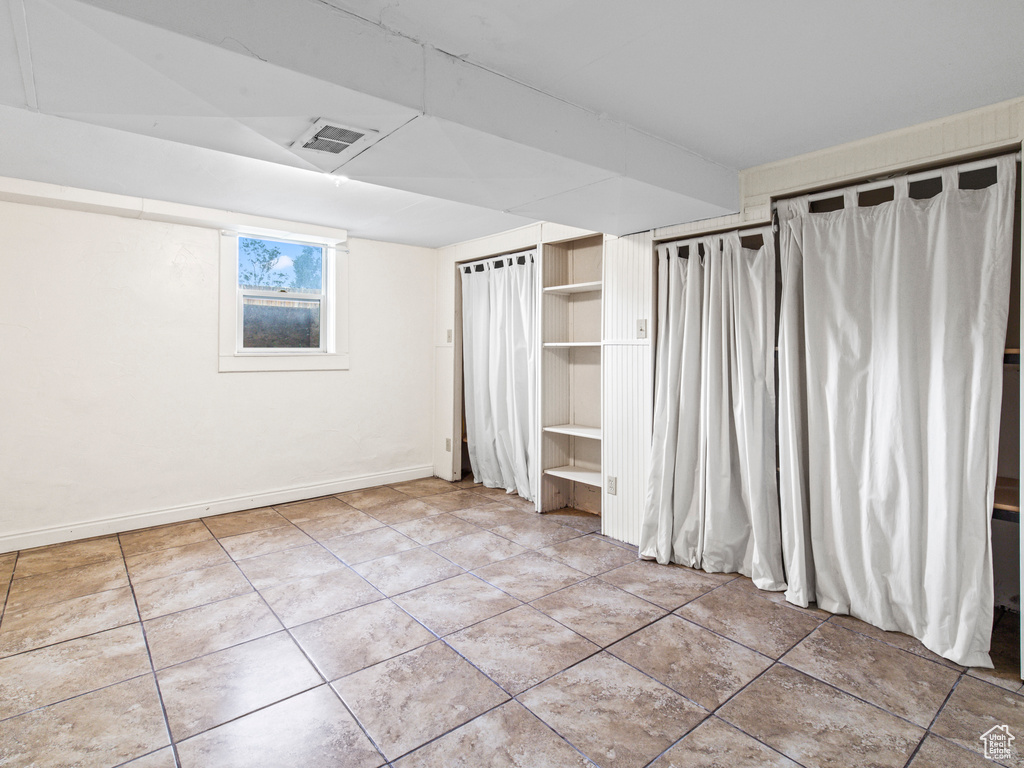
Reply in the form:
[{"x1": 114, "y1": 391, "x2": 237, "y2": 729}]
[{"x1": 7, "y1": 0, "x2": 37, "y2": 109}]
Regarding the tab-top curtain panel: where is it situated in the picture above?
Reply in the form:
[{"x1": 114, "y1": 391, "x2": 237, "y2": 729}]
[
  {"x1": 641, "y1": 231, "x2": 786, "y2": 590},
  {"x1": 461, "y1": 251, "x2": 538, "y2": 502},
  {"x1": 777, "y1": 155, "x2": 1016, "y2": 667}
]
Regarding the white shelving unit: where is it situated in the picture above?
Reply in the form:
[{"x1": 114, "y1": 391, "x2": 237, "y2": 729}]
[{"x1": 538, "y1": 233, "x2": 604, "y2": 515}]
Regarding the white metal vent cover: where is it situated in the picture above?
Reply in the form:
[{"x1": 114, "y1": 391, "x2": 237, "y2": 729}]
[{"x1": 289, "y1": 118, "x2": 379, "y2": 172}]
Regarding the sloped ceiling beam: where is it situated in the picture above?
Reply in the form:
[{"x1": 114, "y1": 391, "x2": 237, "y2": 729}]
[{"x1": 69, "y1": 0, "x2": 738, "y2": 215}]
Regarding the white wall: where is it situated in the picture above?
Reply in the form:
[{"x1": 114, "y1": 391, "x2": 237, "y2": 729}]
[{"x1": 0, "y1": 201, "x2": 436, "y2": 552}]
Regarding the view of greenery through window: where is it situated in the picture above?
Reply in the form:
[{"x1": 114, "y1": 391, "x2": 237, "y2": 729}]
[
  {"x1": 238, "y1": 237, "x2": 323, "y2": 291},
  {"x1": 239, "y1": 237, "x2": 324, "y2": 349}
]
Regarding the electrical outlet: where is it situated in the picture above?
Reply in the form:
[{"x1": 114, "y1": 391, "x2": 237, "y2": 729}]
[
  {"x1": 607, "y1": 476, "x2": 617, "y2": 495},
  {"x1": 445, "y1": 438, "x2": 452, "y2": 452},
  {"x1": 637, "y1": 319, "x2": 648, "y2": 339},
  {"x1": 446, "y1": 329, "x2": 453, "y2": 343}
]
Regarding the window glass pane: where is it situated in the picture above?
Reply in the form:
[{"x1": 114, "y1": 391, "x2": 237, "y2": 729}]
[
  {"x1": 238, "y1": 237, "x2": 323, "y2": 292},
  {"x1": 242, "y1": 297, "x2": 321, "y2": 349}
]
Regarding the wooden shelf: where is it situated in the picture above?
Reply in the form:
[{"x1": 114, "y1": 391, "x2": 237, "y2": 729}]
[
  {"x1": 543, "y1": 341, "x2": 601, "y2": 348},
  {"x1": 995, "y1": 477, "x2": 1019, "y2": 511},
  {"x1": 544, "y1": 466, "x2": 602, "y2": 487},
  {"x1": 995, "y1": 477, "x2": 1019, "y2": 523},
  {"x1": 543, "y1": 281, "x2": 603, "y2": 295},
  {"x1": 543, "y1": 424, "x2": 602, "y2": 440}
]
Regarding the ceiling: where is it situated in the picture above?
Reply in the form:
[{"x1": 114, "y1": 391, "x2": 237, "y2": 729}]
[{"x1": 1, "y1": 0, "x2": 1022, "y2": 246}]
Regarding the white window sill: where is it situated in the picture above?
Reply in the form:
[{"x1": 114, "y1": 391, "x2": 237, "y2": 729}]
[{"x1": 219, "y1": 353, "x2": 350, "y2": 373}]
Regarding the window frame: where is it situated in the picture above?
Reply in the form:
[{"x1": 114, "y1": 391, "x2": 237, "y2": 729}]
[{"x1": 219, "y1": 228, "x2": 349, "y2": 373}]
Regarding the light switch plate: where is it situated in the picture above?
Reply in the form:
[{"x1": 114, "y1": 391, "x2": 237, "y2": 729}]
[{"x1": 637, "y1": 319, "x2": 647, "y2": 339}]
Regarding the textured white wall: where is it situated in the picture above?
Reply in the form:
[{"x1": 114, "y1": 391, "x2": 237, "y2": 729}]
[{"x1": 0, "y1": 201, "x2": 436, "y2": 551}]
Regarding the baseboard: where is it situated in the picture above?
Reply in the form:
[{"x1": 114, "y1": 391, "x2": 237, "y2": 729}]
[{"x1": 0, "y1": 465, "x2": 435, "y2": 554}]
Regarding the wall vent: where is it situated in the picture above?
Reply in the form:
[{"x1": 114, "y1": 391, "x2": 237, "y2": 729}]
[{"x1": 289, "y1": 118, "x2": 379, "y2": 171}]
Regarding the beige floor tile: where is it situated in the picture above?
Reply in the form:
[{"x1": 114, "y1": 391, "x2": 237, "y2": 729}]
[
  {"x1": 538, "y1": 536, "x2": 638, "y2": 576},
  {"x1": 353, "y1": 548, "x2": 463, "y2": 596},
  {"x1": 969, "y1": 611, "x2": 1022, "y2": 692},
  {"x1": 392, "y1": 513, "x2": 481, "y2": 545},
  {"x1": 157, "y1": 631, "x2": 321, "y2": 740},
  {"x1": 235, "y1": 543, "x2": 342, "y2": 590},
  {"x1": 491, "y1": 516, "x2": 584, "y2": 549},
  {"x1": 470, "y1": 485, "x2": 518, "y2": 500},
  {"x1": 337, "y1": 486, "x2": 409, "y2": 511},
  {"x1": 829, "y1": 613, "x2": 964, "y2": 670},
  {"x1": 718, "y1": 665, "x2": 924, "y2": 768},
  {"x1": 677, "y1": 580, "x2": 823, "y2": 658},
  {"x1": 6, "y1": 558, "x2": 128, "y2": 612},
  {"x1": 430, "y1": 530, "x2": 528, "y2": 570},
  {"x1": 144, "y1": 592, "x2": 283, "y2": 669},
  {"x1": 782, "y1": 622, "x2": 959, "y2": 727},
  {"x1": 473, "y1": 551, "x2": 588, "y2": 602},
  {"x1": 126, "y1": 539, "x2": 231, "y2": 583},
  {"x1": 291, "y1": 600, "x2": 435, "y2": 680},
  {"x1": 176, "y1": 685, "x2": 383, "y2": 768},
  {"x1": 202, "y1": 507, "x2": 289, "y2": 538},
  {"x1": 932, "y1": 676, "x2": 1024, "y2": 764},
  {"x1": 259, "y1": 567, "x2": 383, "y2": 627},
  {"x1": 322, "y1": 526, "x2": 418, "y2": 565},
  {"x1": 532, "y1": 578, "x2": 665, "y2": 647},
  {"x1": 0, "y1": 676, "x2": 168, "y2": 768},
  {"x1": 598, "y1": 560, "x2": 721, "y2": 610},
  {"x1": 650, "y1": 716, "x2": 798, "y2": 768},
  {"x1": 121, "y1": 747, "x2": 178, "y2": 767},
  {"x1": 519, "y1": 652, "x2": 706, "y2": 768},
  {"x1": 0, "y1": 554, "x2": 14, "y2": 598},
  {"x1": 420, "y1": 490, "x2": 497, "y2": 513},
  {"x1": 394, "y1": 700, "x2": 596, "y2": 768},
  {"x1": 450, "y1": 477, "x2": 483, "y2": 489},
  {"x1": 218, "y1": 524, "x2": 315, "y2": 561},
  {"x1": 393, "y1": 573, "x2": 520, "y2": 636},
  {"x1": 0, "y1": 623, "x2": 151, "y2": 720},
  {"x1": 390, "y1": 477, "x2": 460, "y2": 498},
  {"x1": 13, "y1": 537, "x2": 121, "y2": 579},
  {"x1": 292, "y1": 508, "x2": 383, "y2": 540},
  {"x1": 909, "y1": 734, "x2": 1001, "y2": 768},
  {"x1": 273, "y1": 495, "x2": 357, "y2": 523},
  {"x1": 119, "y1": 521, "x2": 213, "y2": 557},
  {"x1": 363, "y1": 499, "x2": 441, "y2": 526},
  {"x1": 333, "y1": 641, "x2": 508, "y2": 760},
  {"x1": 610, "y1": 615, "x2": 772, "y2": 710},
  {"x1": 542, "y1": 509, "x2": 602, "y2": 533},
  {"x1": 133, "y1": 561, "x2": 253, "y2": 620},
  {"x1": 446, "y1": 605, "x2": 598, "y2": 695},
  {"x1": 0, "y1": 586, "x2": 138, "y2": 658},
  {"x1": 728, "y1": 577, "x2": 831, "y2": 619},
  {"x1": 449, "y1": 504, "x2": 529, "y2": 529}
]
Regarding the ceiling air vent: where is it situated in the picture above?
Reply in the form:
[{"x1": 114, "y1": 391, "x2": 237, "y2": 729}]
[
  {"x1": 289, "y1": 118, "x2": 379, "y2": 172},
  {"x1": 303, "y1": 124, "x2": 366, "y2": 154}
]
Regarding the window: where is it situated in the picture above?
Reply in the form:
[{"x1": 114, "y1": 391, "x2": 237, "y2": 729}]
[
  {"x1": 219, "y1": 229, "x2": 348, "y2": 372},
  {"x1": 238, "y1": 236, "x2": 326, "y2": 352}
]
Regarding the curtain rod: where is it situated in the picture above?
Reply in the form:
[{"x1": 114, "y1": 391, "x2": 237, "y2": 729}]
[
  {"x1": 777, "y1": 150, "x2": 1021, "y2": 206},
  {"x1": 456, "y1": 247, "x2": 537, "y2": 269}
]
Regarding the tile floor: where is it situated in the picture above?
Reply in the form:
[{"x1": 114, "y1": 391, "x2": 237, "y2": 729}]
[{"x1": 0, "y1": 476, "x2": 1022, "y2": 767}]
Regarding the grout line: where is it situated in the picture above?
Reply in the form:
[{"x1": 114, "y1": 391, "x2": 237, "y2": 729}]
[{"x1": 115, "y1": 534, "x2": 182, "y2": 768}]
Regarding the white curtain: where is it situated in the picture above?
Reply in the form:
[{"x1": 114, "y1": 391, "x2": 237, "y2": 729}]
[
  {"x1": 461, "y1": 251, "x2": 537, "y2": 502},
  {"x1": 641, "y1": 231, "x2": 786, "y2": 590},
  {"x1": 777, "y1": 155, "x2": 1016, "y2": 667}
]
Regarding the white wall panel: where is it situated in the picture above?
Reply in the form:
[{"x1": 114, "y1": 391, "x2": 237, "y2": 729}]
[
  {"x1": 601, "y1": 232, "x2": 655, "y2": 543},
  {"x1": 601, "y1": 343, "x2": 652, "y2": 544},
  {"x1": 603, "y1": 232, "x2": 654, "y2": 342}
]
